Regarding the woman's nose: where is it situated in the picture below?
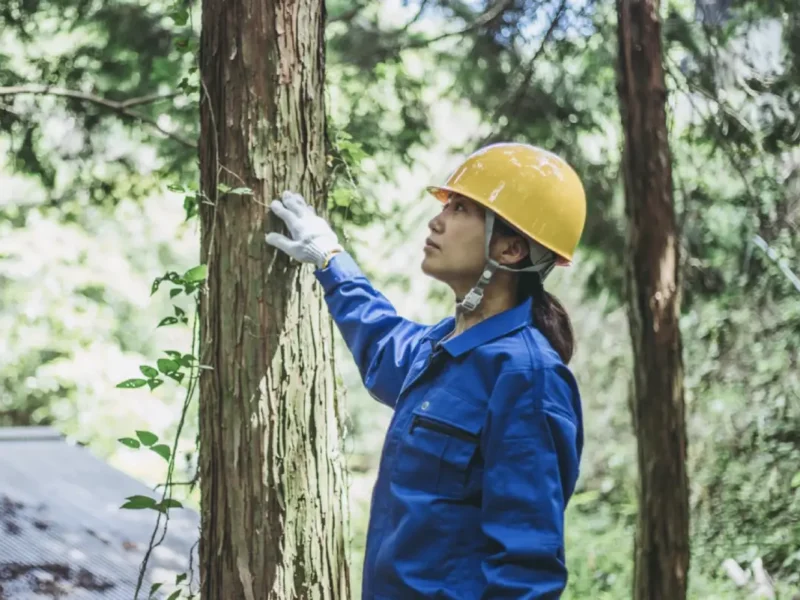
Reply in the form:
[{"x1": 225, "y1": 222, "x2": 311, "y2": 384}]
[{"x1": 428, "y1": 212, "x2": 444, "y2": 233}]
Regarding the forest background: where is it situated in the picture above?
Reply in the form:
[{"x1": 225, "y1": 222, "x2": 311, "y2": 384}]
[{"x1": 1, "y1": 0, "x2": 798, "y2": 598}]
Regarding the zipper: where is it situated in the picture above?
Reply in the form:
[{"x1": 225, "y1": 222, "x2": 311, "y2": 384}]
[{"x1": 410, "y1": 415, "x2": 479, "y2": 444}]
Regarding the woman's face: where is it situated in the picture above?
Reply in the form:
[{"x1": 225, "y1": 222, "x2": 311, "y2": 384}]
[{"x1": 421, "y1": 194, "x2": 490, "y2": 294}]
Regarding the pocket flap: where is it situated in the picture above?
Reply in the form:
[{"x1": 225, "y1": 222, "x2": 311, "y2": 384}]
[{"x1": 411, "y1": 389, "x2": 485, "y2": 438}]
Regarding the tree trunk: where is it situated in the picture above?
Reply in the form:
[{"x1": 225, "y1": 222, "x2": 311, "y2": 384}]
[
  {"x1": 615, "y1": 1, "x2": 690, "y2": 599},
  {"x1": 197, "y1": 1, "x2": 350, "y2": 599}
]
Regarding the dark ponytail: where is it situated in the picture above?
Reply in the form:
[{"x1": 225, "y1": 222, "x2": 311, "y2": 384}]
[
  {"x1": 492, "y1": 216, "x2": 575, "y2": 364},
  {"x1": 517, "y1": 272, "x2": 575, "y2": 364}
]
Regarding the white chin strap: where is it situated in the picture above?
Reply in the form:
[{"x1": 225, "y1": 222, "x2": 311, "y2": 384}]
[{"x1": 457, "y1": 210, "x2": 557, "y2": 313}]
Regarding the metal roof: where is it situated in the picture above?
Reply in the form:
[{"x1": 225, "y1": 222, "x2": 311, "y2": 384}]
[{"x1": 0, "y1": 427, "x2": 199, "y2": 599}]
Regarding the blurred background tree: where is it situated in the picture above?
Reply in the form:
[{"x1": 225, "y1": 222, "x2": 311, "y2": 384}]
[{"x1": 0, "y1": 0, "x2": 798, "y2": 598}]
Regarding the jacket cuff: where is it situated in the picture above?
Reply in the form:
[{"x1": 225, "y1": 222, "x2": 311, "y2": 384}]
[{"x1": 314, "y1": 252, "x2": 365, "y2": 293}]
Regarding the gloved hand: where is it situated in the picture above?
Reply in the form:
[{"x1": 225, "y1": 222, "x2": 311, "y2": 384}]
[{"x1": 265, "y1": 190, "x2": 343, "y2": 269}]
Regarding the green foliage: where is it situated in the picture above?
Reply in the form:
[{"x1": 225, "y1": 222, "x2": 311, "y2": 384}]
[
  {"x1": 136, "y1": 430, "x2": 159, "y2": 446},
  {"x1": 120, "y1": 493, "x2": 183, "y2": 513},
  {"x1": 0, "y1": 0, "x2": 199, "y2": 210}
]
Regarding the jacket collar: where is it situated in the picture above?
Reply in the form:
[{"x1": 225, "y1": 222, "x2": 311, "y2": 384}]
[{"x1": 425, "y1": 297, "x2": 533, "y2": 358}]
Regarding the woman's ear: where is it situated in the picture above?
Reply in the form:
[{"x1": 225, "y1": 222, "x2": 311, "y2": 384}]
[{"x1": 498, "y1": 235, "x2": 530, "y2": 266}]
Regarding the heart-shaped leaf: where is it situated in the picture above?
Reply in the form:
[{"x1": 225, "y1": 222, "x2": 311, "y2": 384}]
[
  {"x1": 136, "y1": 430, "x2": 158, "y2": 446},
  {"x1": 157, "y1": 358, "x2": 180, "y2": 374},
  {"x1": 151, "y1": 444, "x2": 171, "y2": 461}
]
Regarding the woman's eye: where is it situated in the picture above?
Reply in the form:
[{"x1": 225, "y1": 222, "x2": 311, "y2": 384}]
[{"x1": 442, "y1": 200, "x2": 465, "y2": 212}]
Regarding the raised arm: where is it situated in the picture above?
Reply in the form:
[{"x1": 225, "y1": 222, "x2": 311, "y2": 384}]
[
  {"x1": 315, "y1": 252, "x2": 429, "y2": 407},
  {"x1": 266, "y1": 191, "x2": 429, "y2": 408}
]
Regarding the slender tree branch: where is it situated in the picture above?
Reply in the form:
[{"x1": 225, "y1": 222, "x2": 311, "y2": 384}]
[
  {"x1": 504, "y1": 0, "x2": 569, "y2": 106},
  {"x1": 401, "y1": 0, "x2": 515, "y2": 50},
  {"x1": 0, "y1": 85, "x2": 195, "y2": 148},
  {"x1": 119, "y1": 91, "x2": 182, "y2": 108},
  {"x1": 480, "y1": 0, "x2": 570, "y2": 143},
  {"x1": 752, "y1": 234, "x2": 800, "y2": 293},
  {"x1": 399, "y1": 0, "x2": 432, "y2": 34}
]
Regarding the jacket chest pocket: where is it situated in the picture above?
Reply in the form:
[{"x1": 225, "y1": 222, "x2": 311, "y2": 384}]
[{"x1": 392, "y1": 390, "x2": 485, "y2": 499}]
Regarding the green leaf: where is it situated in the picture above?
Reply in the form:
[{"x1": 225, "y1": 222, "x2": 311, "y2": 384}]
[
  {"x1": 228, "y1": 187, "x2": 253, "y2": 196},
  {"x1": 217, "y1": 183, "x2": 231, "y2": 193},
  {"x1": 140, "y1": 365, "x2": 159, "y2": 378},
  {"x1": 174, "y1": 305, "x2": 186, "y2": 318},
  {"x1": 118, "y1": 437, "x2": 141, "y2": 449},
  {"x1": 180, "y1": 354, "x2": 196, "y2": 368},
  {"x1": 151, "y1": 444, "x2": 171, "y2": 461},
  {"x1": 166, "y1": 590, "x2": 182, "y2": 600},
  {"x1": 176, "y1": 573, "x2": 187, "y2": 585},
  {"x1": 136, "y1": 430, "x2": 158, "y2": 446},
  {"x1": 157, "y1": 358, "x2": 180, "y2": 374},
  {"x1": 184, "y1": 195, "x2": 198, "y2": 221},
  {"x1": 791, "y1": 471, "x2": 800, "y2": 488},
  {"x1": 166, "y1": 371, "x2": 185, "y2": 384},
  {"x1": 171, "y1": 8, "x2": 189, "y2": 26},
  {"x1": 170, "y1": 288, "x2": 183, "y2": 298},
  {"x1": 183, "y1": 264, "x2": 207, "y2": 283},
  {"x1": 158, "y1": 316, "x2": 180, "y2": 327},
  {"x1": 117, "y1": 378, "x2": 148, "y2": 389},
  {"x1": 121, "y1": 495, "x2": 157, "y2": 510},
  {"x1": 151, "y1": 271, "x2": 180, "y2": 296},
  {"x1": 156, "y1": 498, "x2": 184, "y2": 514},
  {"x1": 149, "y1": 582, "x2": 163, "y2": 598},
  {"x1": 165, "y1": 350, "x2": 183, "y2": 360},
  {"x1": 148, "y1": 378, "x2": 164, "y2": 391}
]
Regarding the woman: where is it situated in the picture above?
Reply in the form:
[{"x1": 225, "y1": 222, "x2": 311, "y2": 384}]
[{"x1": 266, "y1": 142, "x2": 585, "y2": 599}]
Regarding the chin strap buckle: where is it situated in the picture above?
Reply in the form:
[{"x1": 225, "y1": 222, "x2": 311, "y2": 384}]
[
  {"x1": 458, "y1": 288, "x2": 484, "y2": 312},
  {"x1": 457, "y1": 266, "x2": 496, "y2": 312}
]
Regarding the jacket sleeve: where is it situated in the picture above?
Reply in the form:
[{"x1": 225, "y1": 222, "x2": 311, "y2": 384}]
[
  {"x1": 315, "y1": 252, "x2": 430, "y2": 409},
  {"x1": 480, "y1": 366, "x2": 583, "y2": 599}
]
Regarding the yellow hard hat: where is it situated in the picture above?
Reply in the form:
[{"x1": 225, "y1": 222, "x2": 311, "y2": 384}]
[{"x1": 427, "y1": 143, "x2": 586, "y2": 264}]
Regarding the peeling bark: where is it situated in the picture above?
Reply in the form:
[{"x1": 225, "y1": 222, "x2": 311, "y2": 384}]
[
  {"x1": 616, "y1": 1, "x2": 690, "y2": 599},
  {"x1": 198, "y1": 1, "x2": 350, "y2": 599}
]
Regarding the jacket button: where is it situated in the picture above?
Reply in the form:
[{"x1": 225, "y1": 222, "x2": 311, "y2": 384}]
[{"x1": 421, "y1": 401, "x2": 430, "y2": 410}]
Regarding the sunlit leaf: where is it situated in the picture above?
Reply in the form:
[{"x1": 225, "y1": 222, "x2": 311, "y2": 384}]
[
  {"x1": 151, "y1": 444, "x2": 171, "y2": 461},
  {"x1": 140, "y1": 365, "x2": 159, "y2": 378},
  {"x1": 121, "y1": 495, "x2": 157, "y2": 510},
  {"x1": 117, "y1": 379, "x2": 148, "y2": 389},
  {"x1": 183, "y1": 264, "x2": 207, "y2": 283},
  {"x1": 136, "y1": 430, "x2": 158, "y2": 446}
]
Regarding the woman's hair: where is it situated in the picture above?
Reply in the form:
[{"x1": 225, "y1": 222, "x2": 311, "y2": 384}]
[{"x1": 493, "y1": 217, "x2": 575, "y2": 364}]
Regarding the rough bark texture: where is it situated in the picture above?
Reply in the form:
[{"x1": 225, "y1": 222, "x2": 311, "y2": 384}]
[
  {"x1": 616, "y1": 1, "x2": 690, "y2": 599},
  {"x1": 198, "y1": 1, "x2": 350, "y2": 599}
]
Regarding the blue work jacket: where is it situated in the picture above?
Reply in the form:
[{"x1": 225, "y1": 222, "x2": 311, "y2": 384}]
[{"x1": 316, "y1": 253, "x2": 584, "y2": 599}]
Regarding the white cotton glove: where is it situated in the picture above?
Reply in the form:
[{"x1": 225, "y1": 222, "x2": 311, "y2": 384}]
[{"x1": 265, "y1": 190, "x2": 343, "y2": 269}]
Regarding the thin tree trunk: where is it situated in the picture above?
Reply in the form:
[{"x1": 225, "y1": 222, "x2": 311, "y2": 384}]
[
  {"x1": 616, "y1": 1, "x2": 690, "y2": 599},
  {"x1": 197, "y1": 1, "x2": 350, "y2": 599}
]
